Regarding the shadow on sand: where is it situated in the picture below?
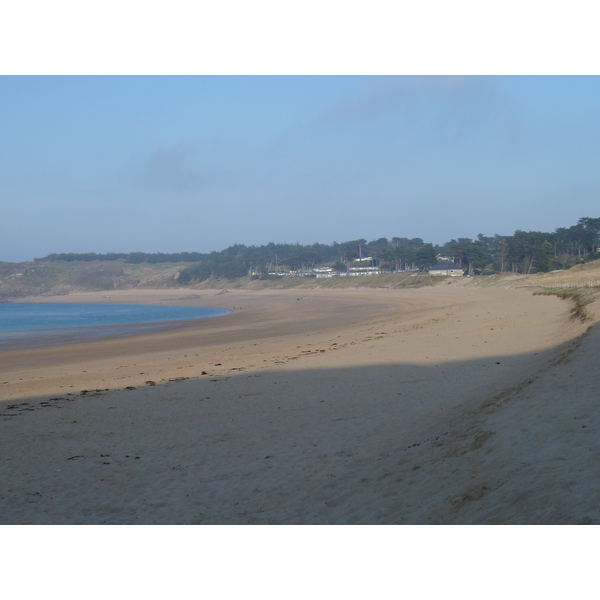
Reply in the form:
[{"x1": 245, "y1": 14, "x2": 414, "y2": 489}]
[{"x1": 1, "y1": 327, "x2": 599, "y2": 525}]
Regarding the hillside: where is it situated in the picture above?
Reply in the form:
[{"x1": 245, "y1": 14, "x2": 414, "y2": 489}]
[
  {"x1": 435, "y1": 258, "x2": 600, "y2": 290},
  {"x1": 0, "y1": 260, "x2": 454, "y2": 299},
  {"x1": 515, "y1": 259, "x2": 600, "y2": 288},
  {"x1": 4, "y1": 258, "x2": 600, "y2": 300},
  {"x1": 0, "y1": 261, "x2": 185, "y2": 300}
]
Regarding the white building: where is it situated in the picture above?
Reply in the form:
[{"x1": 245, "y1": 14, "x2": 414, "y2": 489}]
[{"x1": 428, "y1": 260, "x2": 464, "y2": 276}]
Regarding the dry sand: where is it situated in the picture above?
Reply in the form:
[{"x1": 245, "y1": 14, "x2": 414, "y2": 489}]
[{"x1": 1, "y1": 285, "x2": 598, "y2": 524}]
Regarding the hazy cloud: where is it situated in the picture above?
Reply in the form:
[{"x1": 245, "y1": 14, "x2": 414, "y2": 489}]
[
  {"x1": 315, "y1": 76, "x2": 495, "y2": 121},
  {"x1": 139, "y1": 141, "x2": 205, "y2": 190},
  {"x1": 312, "y1": 76, "x2": 525, "y2": 148},
  {"x1": 264, "y1": 76, "x2": 526, "y2": 169}
]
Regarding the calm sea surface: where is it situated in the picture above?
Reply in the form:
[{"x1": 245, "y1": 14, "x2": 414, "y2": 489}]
[{"x1": 0, "y1": 303, "x2": 230, "y2": 351}]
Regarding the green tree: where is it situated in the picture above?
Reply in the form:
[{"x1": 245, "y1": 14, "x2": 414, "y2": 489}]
[
  {"x1": 536, "y1": 240, "x2": 554, "y2": 273},
  {"x1": 416, "y1": 244, "x2": 437, "y2": 269}
]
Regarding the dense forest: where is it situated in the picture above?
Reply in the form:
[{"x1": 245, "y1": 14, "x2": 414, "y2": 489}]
[{"x1": 33, "y1": 217, "x2": 600, "y2": 283}]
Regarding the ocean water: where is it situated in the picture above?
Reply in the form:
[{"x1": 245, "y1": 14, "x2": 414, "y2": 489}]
[{"x1": 0, "y1": 303, "x2": 230, "y2": 350}]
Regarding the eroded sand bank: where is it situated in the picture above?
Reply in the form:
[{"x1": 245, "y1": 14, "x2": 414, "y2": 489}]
[{"x1": 1, "y1": 286, "x2": 597, "y2": 524}]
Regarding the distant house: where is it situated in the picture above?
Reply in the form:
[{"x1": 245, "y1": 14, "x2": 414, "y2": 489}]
[
  {"x1": 314, "y1": 267, "x2": 335, "y2": 278},
  {"x1": 428, "y1": 260, "x2": 464, "y2": 276}
]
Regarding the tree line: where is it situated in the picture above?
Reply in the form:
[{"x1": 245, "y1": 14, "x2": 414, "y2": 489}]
[
  {"x1": 36, "y1": 251, "x2": 205, "y2": 264},
  {"x1": 179, "y1": 217, "x2": 600, "y2": 282},
  {"x1": 442, "y1": 217, "x2": 600, "y2": 276},
  {"x1": 34, "y1": 217, "x2": 600, "y2": 283}
]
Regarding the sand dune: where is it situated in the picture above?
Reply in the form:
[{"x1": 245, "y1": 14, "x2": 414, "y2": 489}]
[{"x1": 1, "y1": 286, "x2": 597, "y2": 524}]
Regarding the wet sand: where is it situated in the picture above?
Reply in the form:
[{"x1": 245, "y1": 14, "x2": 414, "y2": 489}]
[{"x1": 1, "y1": 286, "x2": 598, "y2": 524}]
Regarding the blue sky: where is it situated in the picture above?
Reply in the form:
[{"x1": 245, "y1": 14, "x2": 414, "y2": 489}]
[{"x1": 2, "y1": 75, "x2": 600, "y2": 262}]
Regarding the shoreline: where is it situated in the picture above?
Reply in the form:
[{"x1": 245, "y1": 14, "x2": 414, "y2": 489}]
[
  {"x1": 0, "y1": 301, "x2": 232, "y2": 352},
  {"x1": 0, "y1": 316, "x2": 229, "y2": 352},
  {"x1": 2, "y1": 286, "x2": 598, "y2": 524},
  {"x1": 0, "y1": 287, "x2": 438, "y2": 401}
]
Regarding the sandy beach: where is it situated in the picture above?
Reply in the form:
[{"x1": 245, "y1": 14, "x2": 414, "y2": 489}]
[{"x1": 1, "y1": 285, "x2": 598, "y2": 524}]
